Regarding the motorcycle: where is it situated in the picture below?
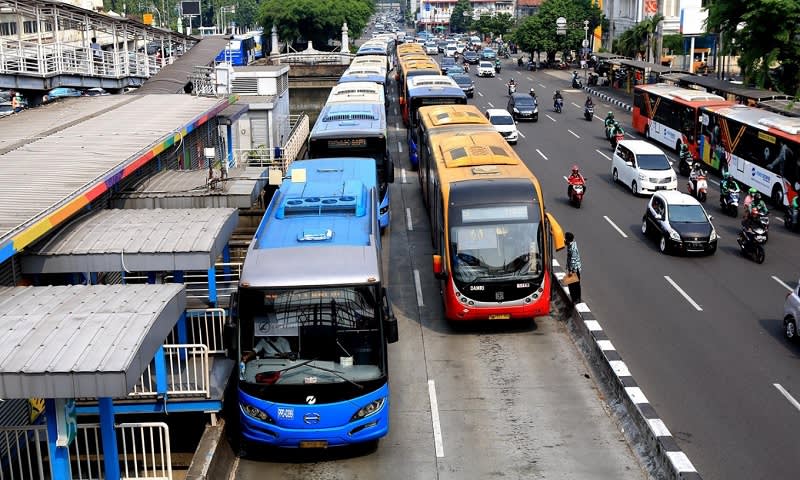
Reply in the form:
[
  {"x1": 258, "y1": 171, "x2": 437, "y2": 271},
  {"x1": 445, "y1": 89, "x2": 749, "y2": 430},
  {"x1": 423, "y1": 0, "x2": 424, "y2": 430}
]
[
  {"x1": 584, "y1": 105, "x2": 594, "y2": 121},
  {"x1": 785, "y1": 204, "x2": 800, "y2": 232},
  {"x1": 567, "y1": 177, "x2": 586, "y2": 208},
  {"x1": 687, "y1": 170, "x2": 708, "y2": 202},
  {"x1": 508, "y1": 83, "x2": 517, "y2": 95},
  {"x1": 678, "y1": 151, "x2": 694, "y2": 176},
  {"x1": 720, "y1": 187, "x2": 740, "y2": 217},
  {"x1": 610, "y1": 129, "x2": 624, "y2": 149},
  {"x1": 604, "y1": 121, "x2": 616, "y2": 140},
  {"x1": 571, "y1": 73, "x2": 583, "y2": 88},
  {"x1": 737, "y1": 225, "x2": 767, "y2": 264},
  {"x1": 554, "y1": 97, "x2": 563, "y2": 113},
  {"x1": 495, "y1": 62, "x2": 501, "y2": 74}
]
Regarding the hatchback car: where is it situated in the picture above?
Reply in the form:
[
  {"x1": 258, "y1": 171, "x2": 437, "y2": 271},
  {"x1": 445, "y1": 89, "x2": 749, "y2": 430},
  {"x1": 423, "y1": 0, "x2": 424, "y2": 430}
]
[
  {"x1": 449, "y1": 73, "x2": 474, "y2": 98},
  {"x1": 425, "y1": 41, "x2": 438, "y2": 55},
  {"x1": 44, "y1": 87, "x2": 83, "y2": 102},
  {"x1": 477, "y1": 61, "x2": 495, "y2": 77},
  {"x1": 783, "y1": 281, "x2": 800, "y2": 341},
  {"x1": 641, "y1": 190, "x2": 718, "y2": 255},
  {"x1": 485, "y1": 109, "x2": 519, "y2": 144},
  {"x1": 611, "y1": 140, "x2": 677, "y2": 196},
  {"x1": 480, "y1": 48, "x2": 497, "y2": 60},
  {"x1": 506, "y1": 93, "x2": 538, "y2": 121},
  {"x1": 462, "y1": 51, "x2": 479, "y2": 64}
]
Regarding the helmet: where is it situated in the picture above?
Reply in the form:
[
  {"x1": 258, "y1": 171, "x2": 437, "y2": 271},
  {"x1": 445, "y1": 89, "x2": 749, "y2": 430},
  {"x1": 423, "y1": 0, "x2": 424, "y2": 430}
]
[
  {"x1": 530, "y1": 88, "x2": 535, "y2": 94},
  {"x1": 680, "y1": 143, "x2": 688, "y2": 151},
  {"x1": 555, "y1": 90, "x2": 560, "y2": 94},
  {"x1": 749, "y1": 187, "x2": 758, "y2": 194},
  {"x1": 607, "y1": 111, "x2": 614, "y2": 117},
  {"x1": 722, "y1": 171, "x2": 730, "y2": 179},
  {"x1": 571, "y1": 165, "x2": 580, "y2": 174}
]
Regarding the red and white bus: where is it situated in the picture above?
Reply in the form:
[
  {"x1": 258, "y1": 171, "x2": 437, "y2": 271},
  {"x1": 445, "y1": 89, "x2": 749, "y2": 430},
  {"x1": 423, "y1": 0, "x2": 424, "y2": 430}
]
[
  {"x1": 632, "y1": 83, "x2": 732, "y2": 158},
  {"x1": 699, "y1": 104, "x2": 800, "y2": 207}
]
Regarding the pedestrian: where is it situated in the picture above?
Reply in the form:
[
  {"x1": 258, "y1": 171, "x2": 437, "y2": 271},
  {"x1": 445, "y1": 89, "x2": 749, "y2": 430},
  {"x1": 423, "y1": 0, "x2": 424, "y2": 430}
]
[
  {"x1": 10, "y1": 90, "x2": 21, "y2": 113},
  {"x1": 90, "y1": 37, "x2": 102, "y2": 73},
  {"x1": 565, "y1": 231, "x2": 582, "y2": 304}
]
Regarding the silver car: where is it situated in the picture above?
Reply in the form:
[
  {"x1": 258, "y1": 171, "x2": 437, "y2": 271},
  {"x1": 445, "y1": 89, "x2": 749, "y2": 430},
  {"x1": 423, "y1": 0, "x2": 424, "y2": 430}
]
[{"x1": 783, "y1": 280, "x2": 800, "y2": 341}]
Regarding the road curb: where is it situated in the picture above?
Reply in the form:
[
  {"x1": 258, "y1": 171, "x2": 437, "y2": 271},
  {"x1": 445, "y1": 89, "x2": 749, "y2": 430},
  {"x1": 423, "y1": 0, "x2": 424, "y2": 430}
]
[
  {"x1": 584, "y1": 86, "x2": 633, "y2": 112},
  {"x1": 551, "y1": 260, "x2": 702, "y2": 480}
]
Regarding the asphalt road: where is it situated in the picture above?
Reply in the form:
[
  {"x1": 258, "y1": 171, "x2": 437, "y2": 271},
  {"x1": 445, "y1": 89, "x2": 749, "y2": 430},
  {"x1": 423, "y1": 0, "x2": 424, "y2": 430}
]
[
  {"x1": 233, "y1": 55, "x2": 646, "y2": 480},
  {"x1": 466, "y1": 61, "x2": 800, "y2": 480}
]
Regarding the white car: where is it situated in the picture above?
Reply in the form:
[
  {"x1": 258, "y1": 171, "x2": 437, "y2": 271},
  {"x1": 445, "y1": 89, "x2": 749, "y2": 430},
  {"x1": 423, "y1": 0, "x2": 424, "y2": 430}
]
[
  {"x1": 784, "y1": 280, "x2": 800, "y2": 341},
  {"x1": 611, "y1": 140, "x2": 677, "y2": 196},
  {"x1": 445, "y1": 43, "x2": 457, "y2": 57},
  {"x1": 477, "y1": 61, "x2": 495, "y2": 77},
  {"x1": 455, "y1": 42, "x2": 466, "y2": 54},
  {"x1": 425, "y1": 41, "x2": 438, "y2": 55},
  {"x1": 485, "y1": 109, "x2": 519, "y2": 144}
]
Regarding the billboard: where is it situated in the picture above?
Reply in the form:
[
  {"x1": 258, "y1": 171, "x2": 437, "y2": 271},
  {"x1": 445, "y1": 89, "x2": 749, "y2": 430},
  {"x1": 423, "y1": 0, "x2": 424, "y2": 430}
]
[
  {"x1": 679, "y1": 0, "x2": 709, "y2": 35},
  {"x1": 181, "y1": 0, "x2": 201, "y2": 16}
]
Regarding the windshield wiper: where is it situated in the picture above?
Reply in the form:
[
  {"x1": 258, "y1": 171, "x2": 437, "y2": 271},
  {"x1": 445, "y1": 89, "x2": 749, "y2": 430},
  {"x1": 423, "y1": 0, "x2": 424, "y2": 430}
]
[{"x1": 269, "y1": 358, "x2": 364, "y2": 389}]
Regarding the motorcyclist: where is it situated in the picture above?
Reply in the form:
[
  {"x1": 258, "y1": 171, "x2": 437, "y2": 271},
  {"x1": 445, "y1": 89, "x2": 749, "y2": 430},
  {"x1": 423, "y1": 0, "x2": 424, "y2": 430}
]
[
  {"x1": 604, "y1": 111, "x2": 615, "y2": 137},
  {"x1": 517, "y1": 56, "x2": 523, "y2": 67},
  {"x1": 572, "y1": 70, "x2": 581, "y2": 87},
  {"x1": 567, "y1": 165, "x2": 586, "y2": 196},
  {"x1": 720, "y1": 171, "x2": 738, "y2": 195},
  {"x1": 679, "y1": 143, "x2": 692, "y2": 163},
  {"x1": 688, "y1": 161, "x2": 704, "y2": 195},
  {"x1": 529, "y1": 87, "x2": 537, "y2": 99},
  {"x1": 507, "y1": 78, "x2": 516, "y2": 94},
  {"x1": 463, "y1": 63, "x2": 469, "y2": 73},
  {"x1": 553, "y1": 90, "x2": 563, "y2": 109},
  {"x1": 744, "y1": 189, "x2": 768, "y2": 219},
  {"x1": 585, "y1": 96, "x2": 594, "y2": 108}
]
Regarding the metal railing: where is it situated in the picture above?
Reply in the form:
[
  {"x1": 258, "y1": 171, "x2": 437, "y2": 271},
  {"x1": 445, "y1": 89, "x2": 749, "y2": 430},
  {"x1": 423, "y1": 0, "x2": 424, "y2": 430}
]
[
  {"x1": 0, "y1": 422, "x2": 172, "y2": 480},
  {"x1": 271, "y1": 51, "x2": 355, "y2": 65},
  {"x1": 130, "y1": 344, "x2": 210, "y2": 399},
  {"x1": 232, "y1": 112, "x2": 309, "y2": 172},
  {"x1": 122, "y1": 260, "x2": 242, "y2": 305},
  {"x1": 283, "y1": 112, "x2": 310, "y2": 165},
  {"x1": 180, "y1": 308, "x2": 228, "y2": 355}
]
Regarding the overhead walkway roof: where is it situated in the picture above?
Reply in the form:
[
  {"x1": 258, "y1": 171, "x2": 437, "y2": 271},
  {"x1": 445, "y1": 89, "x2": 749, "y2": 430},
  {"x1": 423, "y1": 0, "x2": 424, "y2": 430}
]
[
  {"x1": 136, "y1": 36, "x2": 231, "y2": 95},
  {"x1": 0, "y1": 284, "x2": 185, "y2": 399},
  {"x1": 0, "y1": 93, "x2": 235, "y2": 265},
  {"x1": 21, "y1": 208, "x2": 238, "y2": 274}
]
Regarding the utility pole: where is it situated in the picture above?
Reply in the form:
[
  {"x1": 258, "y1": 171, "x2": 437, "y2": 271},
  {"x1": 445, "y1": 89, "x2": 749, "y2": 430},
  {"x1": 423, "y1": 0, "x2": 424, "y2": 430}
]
[
  {"x1": 608, "y1": 0, "x2": 614, "y2": 53},
  {"x1": 654, "y1": 0, "x2": 663, "y2": 65}
]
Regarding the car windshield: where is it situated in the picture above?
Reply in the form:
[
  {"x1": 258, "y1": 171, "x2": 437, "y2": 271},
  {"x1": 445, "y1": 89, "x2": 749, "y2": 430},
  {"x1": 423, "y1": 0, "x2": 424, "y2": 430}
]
[
  {"x1": 450, "y1": 222, "x2": 542, "y2": 284},
  {"x1": 490, "y1": 115, "x2": 514, "y2": 125},
  {"x1": 452, "y1": 75, "x2": 471, "y2": 86},
  {"x1": 668, "y1": 204, "x2": 708, "y2": 223},
  {"x1": 637, "y1": 154, "x2": 672, "y2": 170},
  {"x1": 514, "y1": 97, "x2": 535, "y2": 107},
  {"x1": 480, "y1": 62, "x2": 492, "y2": 68}
]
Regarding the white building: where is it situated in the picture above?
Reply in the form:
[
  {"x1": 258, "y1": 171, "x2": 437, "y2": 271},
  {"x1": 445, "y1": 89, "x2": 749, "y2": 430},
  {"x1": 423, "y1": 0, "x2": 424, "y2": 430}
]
[
  {"x1": 416, "y1": 0, "x2": 516, "y2": 29},
  {"x1": 605, "y1": 0, "x2": 681, "y2": 39}
]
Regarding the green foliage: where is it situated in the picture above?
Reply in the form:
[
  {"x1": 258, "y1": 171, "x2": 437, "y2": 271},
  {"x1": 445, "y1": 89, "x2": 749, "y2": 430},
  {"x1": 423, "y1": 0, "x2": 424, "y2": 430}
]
[
  {"x1": 448, "y1": 0, "x2": 472, "y2": 33},
  {"x1": 662, "y1": 34, "x2": 684, "y2": 55},
  {"x1": 258, "y1": 0, "x2": 374, "y2": 50},
  {"x1": 613, "y1": 14, "x2": 663, "y2": 60},
  {"x1": 705, "y1": 0, "x2": 800, "y2": 94},
  {"x1": 511, "y1": 0, "x2": 602, "y2": 60}
]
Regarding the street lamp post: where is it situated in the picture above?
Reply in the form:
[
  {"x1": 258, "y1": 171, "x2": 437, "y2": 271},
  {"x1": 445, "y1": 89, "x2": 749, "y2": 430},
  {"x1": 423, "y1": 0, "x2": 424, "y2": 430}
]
[{"x1": 583, "y1": 20, "x2": 589, "y2": 82}]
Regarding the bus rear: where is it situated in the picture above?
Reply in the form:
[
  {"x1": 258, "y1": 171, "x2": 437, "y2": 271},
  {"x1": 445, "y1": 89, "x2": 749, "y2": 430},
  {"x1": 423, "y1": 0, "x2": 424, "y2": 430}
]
[
  {"x1": 236, "y1": 158, "x2": 398, "y2": 449},
  {"x1": 404, "y1": 76, "x2": 467, "y2": 168}
]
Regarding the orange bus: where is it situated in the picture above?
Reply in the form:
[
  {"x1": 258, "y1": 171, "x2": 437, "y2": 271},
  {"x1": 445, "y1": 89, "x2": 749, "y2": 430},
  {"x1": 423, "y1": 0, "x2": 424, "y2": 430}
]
[
  {"x1": 397, "y1": 58, "x2": 440, "y2": 105},
  {"x1": 632, "y1": 83, "x2": 732, "y2": 158},
  {"x1": 418, "y1": 120, "x2": 565, "y2": 321}
]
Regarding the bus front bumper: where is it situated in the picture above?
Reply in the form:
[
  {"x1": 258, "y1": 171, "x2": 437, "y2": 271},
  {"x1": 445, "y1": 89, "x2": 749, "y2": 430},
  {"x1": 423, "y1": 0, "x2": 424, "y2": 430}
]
[{"x1": 443, "y1": 280, "x2": 550, "y2": 321}]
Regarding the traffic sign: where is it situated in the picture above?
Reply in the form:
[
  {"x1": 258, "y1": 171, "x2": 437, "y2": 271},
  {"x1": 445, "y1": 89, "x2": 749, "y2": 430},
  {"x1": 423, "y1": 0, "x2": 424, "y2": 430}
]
[{"x1": 425, "y1": 3, "x2": 430, "y2": 11}]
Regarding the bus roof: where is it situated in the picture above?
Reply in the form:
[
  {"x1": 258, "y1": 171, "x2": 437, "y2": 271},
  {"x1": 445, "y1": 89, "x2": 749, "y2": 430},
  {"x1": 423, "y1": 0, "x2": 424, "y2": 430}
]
[
  {"x1": 408, "y1": 75, "x2": 459, "y2": 89},
  {"x1": 338, "y1": 73, "x2": 386, "y2": 85},
  {"x1": 357, "y1": 44, "x2": 388, "y2": 55},
  {"x1": 397, "y1": 43, "x2": 426, "y2": 55},
  {"x1": 351, "y1": 55, "x2": 389, "y2": 67},
  {"x1": 702, "y1": 104, "x2": 800, "y2": 138},
  {"x1": 242, "y1": 158, "x2": 380, "y2": 288},
  {"x1": 437, "y1": 131, "x2": 520, "y2": 168},
  {"x1": 636, "y1": 83, "x2": 728, "y2": 105},
  {"x1": 344, "y1": 66, "x2": 386, "y2": 77},
  {"x1": 328, "y1": 82, "x2": 385, "y2": 101},
  {"x1": 418, "y1": 104, "x2": 490, "y2": 128},
  {"x1": 407, "y1": 76, "x2": 465, "y2": 99},
  {"x1": 311, "y1": 103, "x2": 386, "y2": 138}
]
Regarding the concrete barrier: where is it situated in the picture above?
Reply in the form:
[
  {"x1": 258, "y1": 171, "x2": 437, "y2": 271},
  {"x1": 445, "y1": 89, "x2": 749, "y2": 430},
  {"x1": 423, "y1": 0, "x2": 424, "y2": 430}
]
[
  {"x1": 550, "y1": 261, "x2": 702, "y2": 480},
  {"x1": 186, "y1": 419, "x2": 237, "y2": 480}
]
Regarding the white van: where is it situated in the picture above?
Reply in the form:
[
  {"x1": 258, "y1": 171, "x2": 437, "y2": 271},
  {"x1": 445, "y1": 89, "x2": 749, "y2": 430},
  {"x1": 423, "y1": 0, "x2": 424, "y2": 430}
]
[{"x1": 611, "y1": 140, "x2": 678, "y2": 196}]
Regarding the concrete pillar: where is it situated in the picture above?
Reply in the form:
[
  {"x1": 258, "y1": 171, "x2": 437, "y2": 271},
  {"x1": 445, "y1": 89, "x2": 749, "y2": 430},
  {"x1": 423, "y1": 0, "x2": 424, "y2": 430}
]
[
  {"x1": 341, "y1": 22, "x2": 350, "y2": 53},
  {"x1": 271, "y1": 25, "x2": 279, "y2": 55}
]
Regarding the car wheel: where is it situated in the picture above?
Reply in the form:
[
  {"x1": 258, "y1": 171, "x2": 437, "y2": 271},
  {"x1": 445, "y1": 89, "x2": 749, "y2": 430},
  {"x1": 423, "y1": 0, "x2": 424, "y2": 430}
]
[
  {"x1": 641, "y1": 218, "x2": 649, "y2": 235},
  {"x1": 612, "y1": 168, "x2": 619, "y2": 184},
  {"x1": 659, "y1": 236, "x2": 668, "y2": 254},
  {"x1": 631, "y1": 181, "x2": 639, "y2": 196},
  {"x1": 785, "y1": 316, "x2": 798, "y2": 342}
]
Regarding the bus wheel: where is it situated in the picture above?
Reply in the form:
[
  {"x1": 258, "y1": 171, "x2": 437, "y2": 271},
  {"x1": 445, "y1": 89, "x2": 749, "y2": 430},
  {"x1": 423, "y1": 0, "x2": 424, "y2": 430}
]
[
  {"x1": 675, "y1": 141, "x2": 682, "y2": 154},
  {"x1": 644, "y1": 127, "x2": 650, "y2": 140},
  {"x1": 772, "y1": 185, "x2": 784, "y2": 210}
]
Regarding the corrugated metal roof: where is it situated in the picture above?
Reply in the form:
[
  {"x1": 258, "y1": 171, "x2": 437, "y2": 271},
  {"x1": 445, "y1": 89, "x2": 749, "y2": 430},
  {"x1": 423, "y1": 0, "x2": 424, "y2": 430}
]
[
  {"x1": 21, "y1": 208, "x2": 238, "y2": 274},
  {"x1": 0, "y1": 284, "x2": 185, "y2": 399},
  {"x1": 112, "y1": 167, "x2": 266, "y2": 209},
  {"x1": 136, "y1": 36, "x2": 231, "y2": 95},
  {"x1": 0, "y1": 94, "x2": 226, "y2": 247}
]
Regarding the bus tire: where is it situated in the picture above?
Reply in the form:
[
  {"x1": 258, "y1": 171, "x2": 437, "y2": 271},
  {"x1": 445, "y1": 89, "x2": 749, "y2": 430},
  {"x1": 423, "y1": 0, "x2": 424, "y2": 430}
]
[
  {"x1": 644, "y1": 126, "x2": 650, "y2": 140},
  {"x1": 772, "y1": 185, "x2": 784, "y2": 209},
  {"x1": 675, "y1": 141, "x2": 682, "y2": 154}
]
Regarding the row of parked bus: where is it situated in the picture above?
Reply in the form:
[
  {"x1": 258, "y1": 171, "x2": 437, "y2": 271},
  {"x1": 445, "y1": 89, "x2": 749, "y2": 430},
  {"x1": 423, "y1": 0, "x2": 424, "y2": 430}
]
[
  {"x1": 631, "y1": 83, "x2": 800, "y2": 208},
  {"x1": 232, "y1": 32, "x2": 566, "y2": 453}
]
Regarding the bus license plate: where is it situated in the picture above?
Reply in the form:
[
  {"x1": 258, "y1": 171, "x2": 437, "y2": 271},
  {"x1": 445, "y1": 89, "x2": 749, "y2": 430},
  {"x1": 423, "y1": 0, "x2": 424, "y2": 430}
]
[
  {"x1": 489, "y1": 314, "x2": 511, "y2": 320},
  {"x1": 299, "y1": 441, "x2": 328, "y2": 449}
]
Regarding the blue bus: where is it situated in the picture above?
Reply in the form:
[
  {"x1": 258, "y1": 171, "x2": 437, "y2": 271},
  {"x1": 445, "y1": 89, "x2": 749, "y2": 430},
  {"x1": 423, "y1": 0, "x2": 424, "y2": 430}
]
[
  {"x1": 215, "y1": 34, "x2": 256, "y2": 65},
  {"x1": 308, "y1": 103, "x2": 393, "y2": 230},
  {"x1": 339, "y1": 66, "x2": 388, "y2": 87},
  {"x1": 236, "y1": 158, "x2": 399, "y2": 449}
]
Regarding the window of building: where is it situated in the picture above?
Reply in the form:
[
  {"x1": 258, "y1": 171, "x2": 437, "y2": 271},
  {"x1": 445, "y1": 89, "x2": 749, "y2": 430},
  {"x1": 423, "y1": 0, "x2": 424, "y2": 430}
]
[
  {"x1": 664, "y1": 0, "x2": 680, "y2": 17},
  {"x1": 0, "y1": 22, "x2": 17, "y2": 36},
  {"x1": 23, "y1": 20, "x2": 38, "y2": 34}
]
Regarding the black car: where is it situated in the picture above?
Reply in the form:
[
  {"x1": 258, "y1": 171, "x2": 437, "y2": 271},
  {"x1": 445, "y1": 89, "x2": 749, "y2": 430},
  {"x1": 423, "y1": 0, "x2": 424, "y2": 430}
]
[
  {"x1": 506, "y1": 93, "x2": 538, "y2": 121},
  {"x1": 439, "y1": 56, "x2": 457, "y2": 74},
  {"x1": 450, "y1": 73, "x2": 475, "y2": 98},
  {"x1": 462, "y1": 51, "x2": 480, "y2": 64},
  {"x1": 641, "y1": 191, "x2": 718, "y2": 255}
]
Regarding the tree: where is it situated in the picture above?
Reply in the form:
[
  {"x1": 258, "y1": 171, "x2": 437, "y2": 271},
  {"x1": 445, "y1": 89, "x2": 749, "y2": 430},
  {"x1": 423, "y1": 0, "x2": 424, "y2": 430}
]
[
  {"x1": 705, "y1": 0, "x2": 800, "y2": 94},
  {"x1": 258, "y1": 0, "x2": 374, "y2": 50},
  {"x1": 613, "y1": 14, "x2": 663, "y2": 61},
  {"x1": 512, "y1": 0, "x2": 603, "y2": 63},
  {"x1": 449, "y1": 0, "x2": 472, "y2": 33}
]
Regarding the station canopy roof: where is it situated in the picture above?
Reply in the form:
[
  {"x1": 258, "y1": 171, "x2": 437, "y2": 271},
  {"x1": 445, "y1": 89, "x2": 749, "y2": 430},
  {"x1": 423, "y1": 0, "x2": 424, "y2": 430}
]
[
  {"x1": 0, "y1": 284, "x2": 185, "y2": 399},
  {"x1": 21, "y1": 208, "x2": 238, "y2": 274}
]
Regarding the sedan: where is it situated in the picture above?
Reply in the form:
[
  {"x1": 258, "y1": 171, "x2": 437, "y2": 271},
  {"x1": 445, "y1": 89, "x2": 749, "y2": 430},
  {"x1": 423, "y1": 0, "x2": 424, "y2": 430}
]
[
  {"x1": 783, "y1": 280, "x2": 800, "y2": 341},
  {"x1": 445, "y1": 65, "x2": 465, "y2": 76},
  {"x1": 449, "y1": 73, "x2": 474, "y2": 98},
  {"x1": 641, "y1": 190, "x2": 718, "y2": 255},
  {"x1": 45, "y1": 87, "x2": 83, "y2": 102},
  {"x1": 480, "y1": 48, "x2": 497, "y2": 61},
  {"x1": 462, "y1": 51, "x2": 479, "y2": 64},
  {"x1": 477, "y1": 61, "x2": 495, "y2": 77}
]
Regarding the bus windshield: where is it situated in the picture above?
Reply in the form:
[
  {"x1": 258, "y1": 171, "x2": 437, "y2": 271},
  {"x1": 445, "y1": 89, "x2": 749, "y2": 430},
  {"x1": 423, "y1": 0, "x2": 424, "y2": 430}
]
[
  {"x1": 449, "y1": 205, "x2": 542, "y2": 284},
  {"x1": 239, "y1": 287, "x2": 384, "y2": 386}
]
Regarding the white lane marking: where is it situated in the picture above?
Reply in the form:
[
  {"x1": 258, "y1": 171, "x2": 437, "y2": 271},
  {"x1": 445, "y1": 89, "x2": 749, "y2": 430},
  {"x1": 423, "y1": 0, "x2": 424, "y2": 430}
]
[
  {"x1": 596, "y1": 149, "x2": 611, "y2": 161},
  {"x1": 526, "y1": 76, "x2": 533, "y2": 82},
  {"x1": 518, "y1": 131, "x2": 526, "y2": 139},
  {"x1": 562, "y1": 175, "x2": 568, "y2": 181},
  {"x1": 536, "y1": 149, "x2": 548, "y2": 161},
  {"x1": 775, "y1": 216, "x2": 785, "y2": 223},
  {"x1": 774, "y1": 383, "x2": 800, "y2": 413},
  {"x1": 664, "y1": 275, "x2": 703, "y2": 311},
  {"x1": 396, "y1": 122, "x2": 400, "y2": 130},
  {"x1": 477, "y1": 91, "x2": 484, "y2": 97},
  {"x1": 594, "y1": 114, "x2": 603, "y2": 120},
  {"x1": 428, "y1": 380, "x2": 445, "y2": 458},
  {"x1": 568, "y1": 129, "x2": 580, "y2": 139},
  {"x1": 625, "y1": 131, "x2": 635, "y2": 138},
  {"x1": 571, "y1": 102, "x2": 581, "y2": 108},
  {"x1": 487, "y1": 102, "x2": 494, "y2": 108},
  {"x1": 538, "y1": 82, "x2": 547, "y2": 88},
  {"x1": 406, "y1": 208, "x2": 413, "y2": 231},
  {"x1": 772, "y1": 275, "x2": 793, "y2": 292},
  {"x1": 397, "y1": 141, "x2": 403, "y2": 153},
  {"x1": 497, "y1": 76, "x2": 503, "y2": 81},
  {"x1": 545, "y1": 114, "x2": 556, "y2": 122},
  {"x1": 603, "y1": 215, "x2": 628, "y2": 238},
  {"x1": 709, "y1": 178, "x2": 719, "y2": 186},
  {"x1": 414, "y1": 269, "x2": 424, "y2": 307},
  {"x1": 401, "y1": 168, "x2": 407, "y2": 184}
]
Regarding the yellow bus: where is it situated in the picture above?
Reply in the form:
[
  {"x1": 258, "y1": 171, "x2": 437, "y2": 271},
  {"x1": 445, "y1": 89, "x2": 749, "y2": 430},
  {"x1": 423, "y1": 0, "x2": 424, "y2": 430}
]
[
  {"x1": 419, "y1": 123, "x2": 564, "y2": 321},
  {"x1": 397, "y1": 58, "x2": 440, "y2": 103}
]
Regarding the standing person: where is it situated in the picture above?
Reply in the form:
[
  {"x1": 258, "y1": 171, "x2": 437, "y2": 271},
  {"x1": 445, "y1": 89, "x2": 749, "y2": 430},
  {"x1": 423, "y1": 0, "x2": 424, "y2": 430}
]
[
  {"x1": 90, "y1": 37, "x2": 102, "y2": 73},
  {"x1": 565, "y1": 232, "x2": 582, "y2": 304}
]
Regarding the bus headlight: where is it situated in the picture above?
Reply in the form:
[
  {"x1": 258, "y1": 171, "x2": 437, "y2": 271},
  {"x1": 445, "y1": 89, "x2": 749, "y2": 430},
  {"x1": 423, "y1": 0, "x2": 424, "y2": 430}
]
[
  {"x1": 241, "y1": 403, "x2": 274, "y2": 424},
  {"x1": 350, "y1": 398, "x2": 385, "y2": 422}
]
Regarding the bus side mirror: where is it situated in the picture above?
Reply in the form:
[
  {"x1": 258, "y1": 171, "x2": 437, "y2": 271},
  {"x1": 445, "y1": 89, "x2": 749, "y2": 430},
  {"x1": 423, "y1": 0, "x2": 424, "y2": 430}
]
[
  {"x1": 432, "y1": 254, "x2": 444, "y2": 278},
  {"x1": 546, "y1": 212, "x2": 566, "y2": 251},
  {"x1": 224, "y1": 291, "x2": 239, "y2": 359},
  {"x1": 381, "y1": 288, "x2": 399, "y2": 344}
]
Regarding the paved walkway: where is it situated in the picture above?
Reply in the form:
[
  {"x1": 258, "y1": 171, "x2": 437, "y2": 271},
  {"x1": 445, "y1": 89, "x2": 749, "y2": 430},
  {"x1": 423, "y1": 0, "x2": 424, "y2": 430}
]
[{"x1": 538, "y1": 68, "x2": 635, "y2": 111}]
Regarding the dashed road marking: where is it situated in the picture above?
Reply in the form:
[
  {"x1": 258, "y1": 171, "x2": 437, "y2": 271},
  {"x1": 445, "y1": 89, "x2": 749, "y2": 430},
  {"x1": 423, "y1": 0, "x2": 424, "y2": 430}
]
[
  {"x1": 401, "y1": 168, "x2": 407, "y2": 184},
  {"x1": 526, "y1": 76, "x2": 533, "y2": 82},
  {"x1": 603, "y1": 216, "x2": 628, "y2": 238},
  {"x1": 518, "y1": 131, "x2": 526, "y2": 139},
  {"x1": 536, "y1": 149, "x2": 548, "y2": 161},
  {"x1": 397, "y1": 141, "x2": 403, "y2": 153},
  {"x1": 596, "y1": 149, "x2": 611, "y2": 161},
  {"x1": 414, "y1": 269, "x2": 424, "y2": 307},
  {"x1": 487, "y1": 102, "x2": 494, "y2": 108},
  {"x1": 664, "y1": 275, "x2": 703, "y2": 311},
  {"x1": 545, "y1": 114, "x2": 556, "y2": 122},
  {"x1": 538, "y1": 83, "x2": 547, "y2": 88},
  {"x1": 406, "y1": 208, "x2": 413, "y2": 231},
  {"x1": 428, "y1": 380, "x2": 445, "y2": 457},
  {"x1": 477, "y1": 92, "x2": 484, "y2": 97},
  {"x1": 772, "y1": 275, "x2": 793, "y2": 292},
  {"x1": 571, "y1": 102, "x2": 581, "y2": 108},
  {"x1": 568, "y1": 129, "x2": 580, "y2": 139}
]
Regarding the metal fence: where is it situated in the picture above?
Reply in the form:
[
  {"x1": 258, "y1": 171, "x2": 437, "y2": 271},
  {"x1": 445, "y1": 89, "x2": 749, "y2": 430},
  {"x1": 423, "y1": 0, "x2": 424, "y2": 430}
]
[
  {"x1": 0, "y1": 422, "x2": 172, "y2": 480},
  {"x1": 130, "y1": 344, "x2": 211, "y2": 399},
  {"x1": 181, "y1": 308, "x2": 228, "y2": 355},
  {"x1": 232, "y1": 112, "x2": 309, "y2": 172}
]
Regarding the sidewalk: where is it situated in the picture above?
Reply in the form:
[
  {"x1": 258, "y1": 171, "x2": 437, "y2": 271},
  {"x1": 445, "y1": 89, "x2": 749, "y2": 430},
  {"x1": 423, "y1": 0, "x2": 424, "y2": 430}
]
[{"x1": 541, "y1": 69, "x2": 635, "y2": 112}]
